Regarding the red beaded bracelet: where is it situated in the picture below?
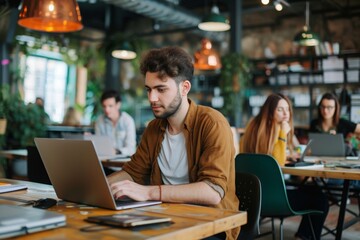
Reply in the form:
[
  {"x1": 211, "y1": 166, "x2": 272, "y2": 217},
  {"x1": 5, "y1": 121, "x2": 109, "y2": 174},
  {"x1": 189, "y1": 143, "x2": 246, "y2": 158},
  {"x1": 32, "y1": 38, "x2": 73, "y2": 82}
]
[{"x1": 158, "y1": 185, "x2": 162, "y2": 201}]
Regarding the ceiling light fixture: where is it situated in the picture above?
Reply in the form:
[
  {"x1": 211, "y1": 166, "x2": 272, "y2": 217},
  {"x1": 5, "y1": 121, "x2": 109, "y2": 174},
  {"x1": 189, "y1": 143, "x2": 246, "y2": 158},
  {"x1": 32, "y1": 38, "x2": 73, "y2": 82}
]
[
  {"x1": 194, "y1": 38, "x2": 222, "y2": 70},
  {"x1": 18, "y1": 0, "x2": 83, "y2": 33},
  {"x1": 274, "y1": 1, "x2": 283, "y2": 11},
  {"x1": 273, "y1": 0, "x2": 289, "y2": 12},
  {"x1": 294, "y1": 1, "x2": 320, "y2": 46},
  {"x1": 111, "y1": 41, "x2": 137, "y2": 60},
  {"x1": 198, "y1": 4, "x2": 230, "y2": 32}
]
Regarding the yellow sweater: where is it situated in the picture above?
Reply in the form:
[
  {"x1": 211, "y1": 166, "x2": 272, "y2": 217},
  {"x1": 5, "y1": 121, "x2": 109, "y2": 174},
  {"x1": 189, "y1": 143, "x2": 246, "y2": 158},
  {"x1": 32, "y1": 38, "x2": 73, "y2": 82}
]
[
  {"x1": 239, "y1": 129, "x2": 288, "y2": 166},
  {"x1": 272, "y1": 129, "x2": 287, "y2": 166}
]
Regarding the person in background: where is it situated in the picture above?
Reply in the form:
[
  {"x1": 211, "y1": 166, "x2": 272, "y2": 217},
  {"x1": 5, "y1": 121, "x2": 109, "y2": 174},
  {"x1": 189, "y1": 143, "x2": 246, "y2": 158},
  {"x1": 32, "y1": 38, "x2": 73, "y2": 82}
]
[
  {"x1": 35, "y1": 97, "x2": 51, "y2": 124},
  {"x1": 240, "y1": 93, "x2": 329, "y2": 240},
  {"x1": 310, "y1": 92, "x2": 360, "y2": 188},
  {"x1": 310, "y1": 92, "x2": 360, "y2": 156},
  {"x1": 107, "y1": 46, "x2": 239, "y2": 240},
  {"x1": 95, "y1": 90, "x2": 136, "y2": 157},
  {"x1": 240, "y1": 93, "x2": 295, "y2": 166},
  {"x1": 62, "y1": 106, "x2": 81, "y2": 126},
  {"x1": 35, "y1": 97, "x2": 45, "y2": 107}
]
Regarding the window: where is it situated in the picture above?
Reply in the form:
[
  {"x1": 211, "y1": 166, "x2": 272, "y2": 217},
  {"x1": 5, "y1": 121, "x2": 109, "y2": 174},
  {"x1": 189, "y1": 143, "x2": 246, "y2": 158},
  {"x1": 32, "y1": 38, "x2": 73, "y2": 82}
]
[{"x1": 23, "y1": 54, "x2": 69, "y2": 123}]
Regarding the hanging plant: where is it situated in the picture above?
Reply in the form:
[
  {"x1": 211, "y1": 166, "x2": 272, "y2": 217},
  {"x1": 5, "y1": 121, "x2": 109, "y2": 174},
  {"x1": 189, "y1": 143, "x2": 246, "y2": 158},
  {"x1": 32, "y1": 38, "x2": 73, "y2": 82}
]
[{"x1": 220, "y1": 53, "x2": 253, "y2": 126}]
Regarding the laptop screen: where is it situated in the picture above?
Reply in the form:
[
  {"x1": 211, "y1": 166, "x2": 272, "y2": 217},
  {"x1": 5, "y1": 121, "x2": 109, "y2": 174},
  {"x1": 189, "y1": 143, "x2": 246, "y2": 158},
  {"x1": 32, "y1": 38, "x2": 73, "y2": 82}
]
[
  {"x1": 34, "y1": 138, "x2": 161, "y2": 210},
  {"x1": 308, "y1": 133, "x2": 346, "y2": 157}
]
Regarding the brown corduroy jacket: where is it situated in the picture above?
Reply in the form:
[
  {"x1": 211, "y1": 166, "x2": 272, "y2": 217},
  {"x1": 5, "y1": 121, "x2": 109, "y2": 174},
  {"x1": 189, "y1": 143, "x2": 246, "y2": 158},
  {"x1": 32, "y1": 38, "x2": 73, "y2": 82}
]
[{"x1": 123, "y1": 99, "x2": 240, "y2": 240}]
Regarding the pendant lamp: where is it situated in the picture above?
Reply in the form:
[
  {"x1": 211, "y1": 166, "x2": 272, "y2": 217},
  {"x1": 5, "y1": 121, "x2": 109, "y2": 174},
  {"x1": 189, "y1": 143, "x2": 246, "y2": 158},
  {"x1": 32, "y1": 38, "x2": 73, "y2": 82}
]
[
  {"x1": 111, "y1": 41, "x2": 137, "y2": 60},
  {"x1": 18, "y1": 0, "x2": 83, "y2": 33},
  {"x1": 294, "y1": 1, "x2": 320, "y2": 46},
  {"x1": 194, "y1": 38, "x2": 222, "y2": 70},
  {"x1": 198, "y1": 4, "x2": 230, "y2": 32}
]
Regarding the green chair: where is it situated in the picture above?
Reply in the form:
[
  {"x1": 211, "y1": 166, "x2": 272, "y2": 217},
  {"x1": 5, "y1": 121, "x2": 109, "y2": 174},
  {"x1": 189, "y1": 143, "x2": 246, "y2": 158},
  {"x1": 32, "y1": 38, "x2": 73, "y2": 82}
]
[{"x1": 235, "y1": 153, "x2": 322, "y2": 240}]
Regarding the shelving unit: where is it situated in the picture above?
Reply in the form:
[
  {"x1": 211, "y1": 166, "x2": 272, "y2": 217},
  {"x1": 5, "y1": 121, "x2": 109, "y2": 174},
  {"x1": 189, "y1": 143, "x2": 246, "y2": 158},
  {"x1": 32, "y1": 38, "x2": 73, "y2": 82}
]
[{"x1": 247, "y1": 53, "x2": 360, "y2": 127}]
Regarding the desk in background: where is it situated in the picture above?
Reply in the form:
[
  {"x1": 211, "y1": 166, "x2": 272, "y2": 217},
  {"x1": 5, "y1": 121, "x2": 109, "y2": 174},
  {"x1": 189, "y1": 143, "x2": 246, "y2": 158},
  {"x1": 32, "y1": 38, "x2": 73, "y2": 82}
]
[
  {"x1": 0, "y1": 149, "x2": 27, "y2": 160},
  {"x1": 46, "y1": 125, "x2": 94, "y2": 138},
  {"x1": 0, "y1": 179, "x2": 247, "y2": 239},
  {"x1": 101, "y1": 157, "x2": 131, "y2": 168},
  {"x1": 0, "y1": 149, "x2": 28, "y2": 179},
  {"x1": 282, "y1": 158, "x2": 360, "y2": 240},
  {"x1": 0, "y1": 149, "x2": 130, "y2": 179}
]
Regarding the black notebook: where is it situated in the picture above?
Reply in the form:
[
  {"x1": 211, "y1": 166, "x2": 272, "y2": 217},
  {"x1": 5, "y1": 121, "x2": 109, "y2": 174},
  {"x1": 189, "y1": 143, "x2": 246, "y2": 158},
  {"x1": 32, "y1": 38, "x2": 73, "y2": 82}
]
[{"x1": 85, "y1": 213, "x2": 172, "y2": 227}]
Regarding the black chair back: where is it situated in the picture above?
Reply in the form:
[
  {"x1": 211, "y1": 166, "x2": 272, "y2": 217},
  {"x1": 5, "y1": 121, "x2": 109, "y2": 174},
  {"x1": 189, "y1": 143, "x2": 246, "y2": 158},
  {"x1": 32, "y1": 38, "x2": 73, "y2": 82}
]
[
  {"x1": 236, "y1": 172, "x2": 261, "y2": 240},
  {"x1": 27, "y1": 146, "x2": 51, "y2": 184}
]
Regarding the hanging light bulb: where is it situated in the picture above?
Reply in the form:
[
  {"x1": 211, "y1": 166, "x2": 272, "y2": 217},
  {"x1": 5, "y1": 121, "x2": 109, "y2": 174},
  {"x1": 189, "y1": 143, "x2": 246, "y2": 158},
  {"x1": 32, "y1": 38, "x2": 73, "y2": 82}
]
[
  {"x1": 274, "y1": 1, "x2": 283, "y2": 11},
  {"x1": 261, "y1": 0, "x2": 270, "y2": 5},
  {"x1": 18, "y1": 0, "x2": 83, "y2": 33},
  {"x1": 194, "y1": 38, "x2": 222, "y2": 70}
]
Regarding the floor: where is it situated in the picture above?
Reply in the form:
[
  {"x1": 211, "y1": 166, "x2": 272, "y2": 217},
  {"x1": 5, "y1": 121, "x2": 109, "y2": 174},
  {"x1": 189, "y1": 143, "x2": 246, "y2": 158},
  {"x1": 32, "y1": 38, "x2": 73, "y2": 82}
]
[{"x1": 258, "y1": 201, "x2": 360, "y2": 240}]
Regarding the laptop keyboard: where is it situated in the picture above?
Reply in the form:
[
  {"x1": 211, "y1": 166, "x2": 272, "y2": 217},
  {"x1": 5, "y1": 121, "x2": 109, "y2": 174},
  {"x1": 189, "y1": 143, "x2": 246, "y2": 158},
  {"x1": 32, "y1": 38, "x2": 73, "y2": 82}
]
[{"x1": 115, "y1": 197, "x2": 135, "y2": 206}]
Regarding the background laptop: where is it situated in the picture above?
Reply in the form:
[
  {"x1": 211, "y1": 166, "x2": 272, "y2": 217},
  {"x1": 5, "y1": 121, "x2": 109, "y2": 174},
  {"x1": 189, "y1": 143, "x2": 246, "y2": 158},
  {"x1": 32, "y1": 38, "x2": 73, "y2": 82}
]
[
  {"x1": 34, "y1": 138, "x2": 161, "y2": 210},
  {"x1": 0, "y1": 204, "x2": 65, "y2": 239},
  {"x1": 285, "y1": 140, "x2": 318, "y2": 167},
  {"x1": 308, "y1": 133, "x2": 346, "y2": 157},
  {"x1": 63, "y1": 134, "x2": 127, "y2": 160}
]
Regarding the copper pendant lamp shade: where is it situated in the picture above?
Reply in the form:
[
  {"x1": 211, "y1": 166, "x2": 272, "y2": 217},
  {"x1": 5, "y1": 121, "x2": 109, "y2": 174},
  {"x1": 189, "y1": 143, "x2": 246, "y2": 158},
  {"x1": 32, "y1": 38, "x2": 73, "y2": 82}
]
[
  {"x1": 194, "y1": 38, "x2": 222, "y2": 70},
  {"x1": 18, "y1": 0, "x2": 83, "y2": 33}
]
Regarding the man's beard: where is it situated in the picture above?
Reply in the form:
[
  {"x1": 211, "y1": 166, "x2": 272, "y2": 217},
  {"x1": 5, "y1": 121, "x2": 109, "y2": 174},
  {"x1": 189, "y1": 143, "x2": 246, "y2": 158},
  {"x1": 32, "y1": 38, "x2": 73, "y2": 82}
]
[{"x1": 153, "y1": 91, "x2": 182, "y2": 119}]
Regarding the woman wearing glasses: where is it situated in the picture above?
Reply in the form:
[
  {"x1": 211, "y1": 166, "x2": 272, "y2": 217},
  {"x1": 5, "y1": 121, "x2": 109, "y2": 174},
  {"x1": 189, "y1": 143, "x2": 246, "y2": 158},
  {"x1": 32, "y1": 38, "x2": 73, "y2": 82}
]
[
  {"x1": 310, "y1": 92, "x2": 360, "y2": 137},
  {"x1": 310, "y1": 92, "x2": 360, "y2": 156}
]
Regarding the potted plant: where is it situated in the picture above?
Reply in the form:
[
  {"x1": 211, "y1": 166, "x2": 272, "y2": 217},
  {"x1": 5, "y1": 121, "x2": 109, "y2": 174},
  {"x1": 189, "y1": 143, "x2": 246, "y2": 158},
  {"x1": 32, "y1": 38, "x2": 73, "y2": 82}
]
[
  {"x1": 4, "y1": 95, "x2": 47, "y2": 149},
  {"x1": 220, "y1": 53, "x2": 253, "y2": 127}
]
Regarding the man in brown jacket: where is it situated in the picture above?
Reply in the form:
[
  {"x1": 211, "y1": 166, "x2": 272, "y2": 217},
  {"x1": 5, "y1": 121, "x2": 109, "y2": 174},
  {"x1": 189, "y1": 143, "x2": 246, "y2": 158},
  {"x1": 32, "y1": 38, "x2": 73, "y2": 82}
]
[{"x1": 108, "y1": 46, "x2": 239, "y2": 239}]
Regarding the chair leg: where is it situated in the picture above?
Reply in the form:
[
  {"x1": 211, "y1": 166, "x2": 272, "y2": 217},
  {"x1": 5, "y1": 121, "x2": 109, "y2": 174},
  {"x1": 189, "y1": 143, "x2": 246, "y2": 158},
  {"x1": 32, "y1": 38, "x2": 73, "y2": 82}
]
[
  {"x1": 307, "y1": 215, "x2": 317, "y2": 240},
  {"x1": 279, "y1": 218, "x2": 284, "y2": 240},
  {"x1": 271, "y1": 218, "x2": 276, "y2": 240}
]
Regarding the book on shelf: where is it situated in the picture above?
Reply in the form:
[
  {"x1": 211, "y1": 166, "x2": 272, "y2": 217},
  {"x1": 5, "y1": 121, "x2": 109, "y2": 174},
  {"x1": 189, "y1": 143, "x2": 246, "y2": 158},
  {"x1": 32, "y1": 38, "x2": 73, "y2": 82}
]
[{"x1": 0, "y1": 182, "x2": 27, "y2": 194}]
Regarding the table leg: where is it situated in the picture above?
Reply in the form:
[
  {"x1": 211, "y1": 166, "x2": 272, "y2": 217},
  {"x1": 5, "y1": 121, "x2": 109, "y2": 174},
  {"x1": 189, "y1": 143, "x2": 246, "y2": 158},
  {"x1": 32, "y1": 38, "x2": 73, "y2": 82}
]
[
  {"x1": 335, "y1": 179, "x2": 350, "y2": 240},
  {"x1": 5, "y1": 158, "x2": 13, "y2": 178}
]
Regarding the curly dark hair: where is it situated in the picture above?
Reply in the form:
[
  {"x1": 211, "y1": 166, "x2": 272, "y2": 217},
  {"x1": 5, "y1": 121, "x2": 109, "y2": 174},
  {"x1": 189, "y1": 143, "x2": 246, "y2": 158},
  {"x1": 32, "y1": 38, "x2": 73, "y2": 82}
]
[{"x1": 140, "y1": 46, "x2": 194, "y2": 84}]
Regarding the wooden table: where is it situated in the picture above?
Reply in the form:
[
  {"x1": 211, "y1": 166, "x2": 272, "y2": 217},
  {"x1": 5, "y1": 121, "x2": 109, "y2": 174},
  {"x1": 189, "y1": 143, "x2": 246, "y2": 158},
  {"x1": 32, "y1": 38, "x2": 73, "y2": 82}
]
[
  {"x1": 282, "y1": 158, "x2": 360, "y2": 240},
  {"x1": 0, "y1": 179, "x2": 246, "y2": 239}
]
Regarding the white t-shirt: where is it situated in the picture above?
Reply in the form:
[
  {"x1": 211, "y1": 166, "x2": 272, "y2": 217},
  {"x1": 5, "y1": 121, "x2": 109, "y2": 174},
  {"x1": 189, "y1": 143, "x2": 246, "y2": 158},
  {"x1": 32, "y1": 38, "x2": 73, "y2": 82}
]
[{"x1": 158, "y1": 127, "x2": 189, "y2": 185}]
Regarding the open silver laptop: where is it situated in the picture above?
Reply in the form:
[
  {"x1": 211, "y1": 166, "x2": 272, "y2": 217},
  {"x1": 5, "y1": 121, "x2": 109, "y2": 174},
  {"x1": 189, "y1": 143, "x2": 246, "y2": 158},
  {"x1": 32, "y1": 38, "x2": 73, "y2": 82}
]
[
  {"x1": 308, "y1": 133, "x2": 346, "y2": 157},
  {"x1": 34, "y1": 138, "x2": 161, "y2": 210},
  {"x1": 0, "y1": 204, "x2": 65, "y2": 239}
]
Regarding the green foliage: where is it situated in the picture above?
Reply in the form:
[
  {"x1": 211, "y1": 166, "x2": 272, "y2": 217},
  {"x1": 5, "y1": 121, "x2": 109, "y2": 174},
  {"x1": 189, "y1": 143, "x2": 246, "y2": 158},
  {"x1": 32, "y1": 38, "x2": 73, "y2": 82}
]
[
  {"x1": 0, "y1": 85, "x2": 10, "y2": 119},
  {"x1": 220, "y1": 53, "x2": 253, "y2": 124},
  {"x1": 85, "y1": 80, "x2": 103, "y2": 123},
  {"x1": 2, "y1": 94, "x2": 47, "y2": 148}
]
